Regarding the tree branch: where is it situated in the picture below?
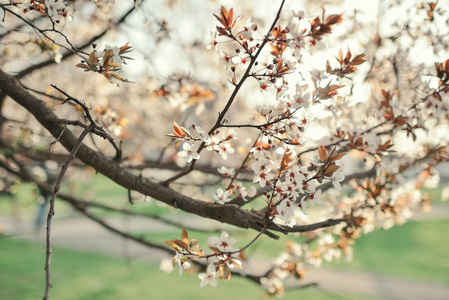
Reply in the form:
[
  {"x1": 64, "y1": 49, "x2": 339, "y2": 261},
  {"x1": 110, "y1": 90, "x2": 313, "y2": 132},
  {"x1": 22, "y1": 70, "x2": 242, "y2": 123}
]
[
  {"x1": 12, "y1": 4, "x2": 138, "y2": 80},
  {"x1": 0, "y1": 68, "x2": 346, "y2": 239},
  {"x1": 44, "y1": 123, "x2": 94, "y2": 300},
  {"x1": 164, "y1": 0, "x2": 286, "y2": 185}
]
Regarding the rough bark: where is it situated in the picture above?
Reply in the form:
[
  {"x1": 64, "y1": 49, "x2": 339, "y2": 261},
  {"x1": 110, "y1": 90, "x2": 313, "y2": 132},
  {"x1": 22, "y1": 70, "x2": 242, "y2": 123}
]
[{"x1": 0, "y1": 68, "x2": 346, "y2": 236}]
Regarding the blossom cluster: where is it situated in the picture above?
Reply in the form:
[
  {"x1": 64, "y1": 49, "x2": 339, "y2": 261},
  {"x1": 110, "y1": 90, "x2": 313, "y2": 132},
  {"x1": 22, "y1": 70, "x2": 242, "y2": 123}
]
[
  {"x1": 92, "y1": 103, "x2": 129, "y2": 138},
  {"x1": 159, "y1": 3, "x2": 449, "y2": 295},
  {"x1": 168, "y1": 122, "x2": 238, "y2": 163},
  {"x1": 76, "y1": 43, "x2": 133, "y2": 84},
  {"x1": 9, "y1": 0, "x2": 448, "y2": 296},
  {"x1": 21, "y1": 0, "x2": 73, "y2": 23},
  {"x1": 19, "y1": 0, "x2": 143, "y2": 24},
  {"x1": 164, "y1": 229, "x2": 242, "y2": 288}
]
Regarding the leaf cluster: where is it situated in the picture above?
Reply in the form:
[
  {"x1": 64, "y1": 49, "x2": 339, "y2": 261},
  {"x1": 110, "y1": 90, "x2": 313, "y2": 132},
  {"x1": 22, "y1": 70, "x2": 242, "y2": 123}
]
[
  {"x1": 164, "y1": 228, "x2": 204, "y2": 257},
  {"x1": 309, "y1": 8, "x2": 343, "y2": 41},
  {"x1": 76, "y1": 43, "x2": 132, "y2": 83},
  {"x1": 326, "y1": 49, "x2": 365, "y2": 77},
  {"x1": 214, "y1": 6, "x2": 239, "y2": 38},
  {"x1": 316, "y1": 146, "x2": 345, "y2": 181}
]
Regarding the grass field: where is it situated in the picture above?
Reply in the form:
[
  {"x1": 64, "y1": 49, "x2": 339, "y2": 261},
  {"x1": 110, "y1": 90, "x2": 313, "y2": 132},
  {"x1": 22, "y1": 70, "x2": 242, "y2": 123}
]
[
  {"x1": 329, "y1": 219, "x2": 449, "y2": 283},
  {"x1": 1, "y1": 174, "x2": 448, "y2": 299},
  {"x1": 0, "y1": 238, "x2": 384, "y2": 300},
  {"x1": 138, "y1": 217, "x2": 449, "y2": 284}
]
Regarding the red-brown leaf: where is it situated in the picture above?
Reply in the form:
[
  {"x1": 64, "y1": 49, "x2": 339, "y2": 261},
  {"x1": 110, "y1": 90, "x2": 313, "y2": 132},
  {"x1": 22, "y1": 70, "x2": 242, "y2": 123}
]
[
  {"x1": 319, "y1": 146, "x2": 327, "y2": 162},
  {"x1": 173, "y1": 121, "x2": 184, "y2": 137},
  {"x1": 280, "y1": 152, "x2": 293, "y2": 171},
  {"x1": 323, "y1": 162, "x2": 340, "y2": 177},
  {"x1": 325, "y1": 13, "x2": 344, "y2": 26},
  {"x1": 181, "y1": 227, "x2": 189, "y2": 243},
  {"x1": 351, "y1": 54, "x2": 366, "y2": 65}
]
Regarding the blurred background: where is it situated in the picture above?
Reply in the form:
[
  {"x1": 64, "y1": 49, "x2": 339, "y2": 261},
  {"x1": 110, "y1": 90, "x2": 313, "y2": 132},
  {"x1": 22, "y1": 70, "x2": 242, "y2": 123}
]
[
  {"x1": 1, "y1": 0, "x2": 449, "y2": 299},
  {"x1": 1, "y1": 171, "x2": 448, "y2": 299}
]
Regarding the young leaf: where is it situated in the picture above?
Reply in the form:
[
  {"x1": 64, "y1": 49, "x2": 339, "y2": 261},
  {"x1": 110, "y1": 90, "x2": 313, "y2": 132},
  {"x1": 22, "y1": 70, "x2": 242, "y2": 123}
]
[
  {"x1": 317, "y1": 84, "x2": 344, "y2": 100},
  {"x1": 319, "y1": 146, "x2": 327, "y2": 162},
  {"x1": 280, "y1": 152, "x2": 293, "y2": 171},
  {"x1": 181, "y1": 227, "x2": 189, "y2": 243},
  {"x1": 173, "y1": 121, "x2": 184, "y2": 137},
  {"x1": 323, "y1": 162, "x2": 340, "y2": 177}
]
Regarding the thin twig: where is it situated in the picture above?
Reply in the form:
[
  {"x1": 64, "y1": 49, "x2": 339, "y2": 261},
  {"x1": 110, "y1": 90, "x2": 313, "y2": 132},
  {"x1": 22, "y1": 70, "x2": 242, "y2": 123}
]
[
  {"x1": 164, "y1": 0, "x2": 286, "y2": 185},
  {"x1": 0, "y1": 4, "x2": 85, "y2": 56},
  {"x1": 13, "y1": 4, "x2": 138, "y2": 80},
  {"x1": 51, "y1": 84, "x2": 122, "y2": 162},
  {"x1": 43, "y1": 123, "x2": 94, "y2": 300}
]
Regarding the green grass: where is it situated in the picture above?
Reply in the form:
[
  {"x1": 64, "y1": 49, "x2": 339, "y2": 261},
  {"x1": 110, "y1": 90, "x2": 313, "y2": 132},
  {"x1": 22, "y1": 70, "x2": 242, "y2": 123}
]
[
  {"x1": 0, "y1": 238, "x2": 382, "y2": 300},
  {"x1": 94, "y1": 172, "x2": 448, "y2": 285},
  {"x1": 1, "y1": 175, "x2": 448, "y2": 299},
  {"x1": 140, "y1": 217, "x2": 449, "y2": 284},
  {"x1": 328, "y1": 219, "x2": 449, "y2": 283}
]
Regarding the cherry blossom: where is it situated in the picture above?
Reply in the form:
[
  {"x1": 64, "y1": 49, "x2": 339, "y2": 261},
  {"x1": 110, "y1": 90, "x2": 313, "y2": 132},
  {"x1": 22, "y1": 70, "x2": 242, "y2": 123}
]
[
  {"x1": 309, "y1": 189, "x2": 323, "y2": 206},
  {"x1": 207, "y1": 31, "x2": 219, "y2": 50},
  {"x1": 213, "y1": 188, "x2": 231, "y2": 205},
  {"x1": 259, "y1": 80, "x2": 272, "y2": 95},
  {"x1": 276, "y1": 144, "x2": 297, "y2": 157},
  {"x1": 178, "y1": 143, "x2": 200, "y2": 162},
  {"x1": 231, "y1": 53, "x2": 250, "y2": 66},
  {"x1": 21, "y1": 0, "x2": 40, "y2": 13},
  {"x1": 236, "y1": 18, "x2": 257, "y2": 41},
  {"x1": 331, "y1": 169, "x2": 345, "y2": 191},
  {"x1": 276, "y1": 85, "x2": 289, "y2": 100},
  {"x1": 250, "y1": 145, "x2": 266, "y2": 159},
  {"x1": 174, "y1": 252, "x2": 191, "y2": 276},
  {"x1": 191, "y1": 124, "x2": 211, "y2": 144},
  {"x1": 217, "y1": 166, "x2": 235, "y2": 177},
  {"x1": 308, "y1": 39, "x2": 326, "y2": 54},
  {"x1": 247, "y1": 185, "x2": 258, "y2": 198},
  {"x1": 214, "y1": 141, "x2": 235, "y2": 160},
  {"x1": 207, "y1": 231, "x2": 237, "y2": 251},
  {"x1": 292, "y1": 10, "x2": 305, "y2": 19},
  {"x1": 60, "y1": 6, "x2": 73, "y2": 23},
  {"x1": 309, "y1": 156, "x2": 324, "y2": 168},
  {"x1": 45, "y1": 0, "x2": 64, "y2": 18},
  {"x1": 218, "y1": 50, "x2": 232, "y2": 69},
  {"x1": 5, "y1": 1, "x2": 449, "y2": 296},
  {"x1": 252, "y1": 160, "x2": 275, "y2": 187},
  {"x1": 276, "y1": 199, "x2": 296, "y2": 227},
  {"x1": 198, "y1": 264, "x2": 218, "y2": 287},
  {"x1": 95, "y1": 44, "x2": 124, "y2": 65}
]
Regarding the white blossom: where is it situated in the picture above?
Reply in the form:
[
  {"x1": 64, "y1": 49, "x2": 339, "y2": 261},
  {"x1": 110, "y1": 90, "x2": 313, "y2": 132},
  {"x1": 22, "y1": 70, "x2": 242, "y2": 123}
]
[
  {"x1": 332, "y1": 169, "x2": 345, "y2": 191},
  {"x1": 213, "y1": 188, "x2": 231, "y2": 205},
  {"x1": 218, "y1": 166, "x2": 235, "y2": 177},
  {"x1": 198, "y1": 264, "x2": 218, "y2": 287},
  {"x1": 174, "y1": 252, "x2": 191, "y2": 276},
  {"x1": 178, "y1": 143, "x2": 200, "y2": 163},
  {"x1": 208, "y1": 231, "x2": 237, "y2": 251}
]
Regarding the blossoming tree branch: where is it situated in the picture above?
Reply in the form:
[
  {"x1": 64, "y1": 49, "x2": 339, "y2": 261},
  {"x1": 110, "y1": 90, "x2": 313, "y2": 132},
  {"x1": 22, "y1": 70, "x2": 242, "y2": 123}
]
[{"x1": 0, "y1": 0, "x2": 448, "y2": 298}]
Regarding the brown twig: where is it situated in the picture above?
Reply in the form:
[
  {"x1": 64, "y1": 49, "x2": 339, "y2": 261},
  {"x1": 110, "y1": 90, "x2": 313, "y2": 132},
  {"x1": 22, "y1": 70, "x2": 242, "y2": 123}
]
[
  {"x1": 50, "y1": 84, "x2": 122, "y2": 162},
  {"x1": 163, "y1": 0, "x2": 286, "y2": 185},
  {"x1": 13, "y1": 4, "x2": 138, "y2": 80},
  {"x1": 43, "y1": 123, "x2": 94, "y2": 300}
]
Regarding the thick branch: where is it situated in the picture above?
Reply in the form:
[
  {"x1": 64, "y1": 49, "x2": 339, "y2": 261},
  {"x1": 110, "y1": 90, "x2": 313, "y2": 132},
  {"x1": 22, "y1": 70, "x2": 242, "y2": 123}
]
[
  {"x1": 0, "y1": 157, "x2": 282, "y2": 289},
  {"x1": 0, "y1": 68, "x2": 343, "y2": 237}
]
